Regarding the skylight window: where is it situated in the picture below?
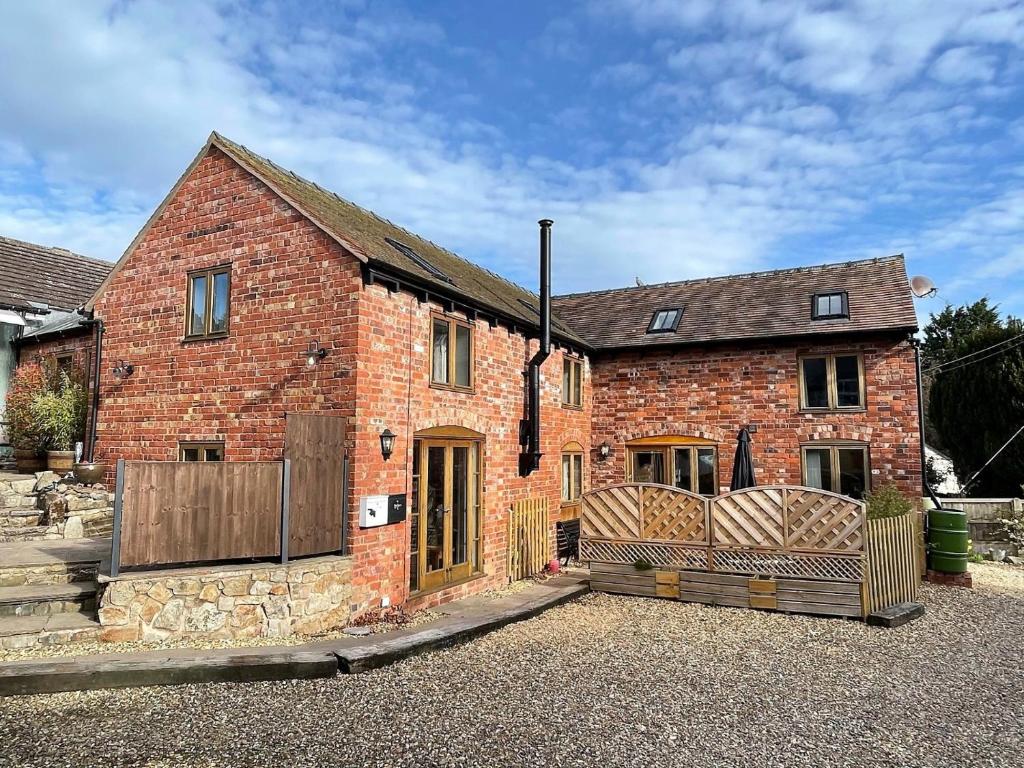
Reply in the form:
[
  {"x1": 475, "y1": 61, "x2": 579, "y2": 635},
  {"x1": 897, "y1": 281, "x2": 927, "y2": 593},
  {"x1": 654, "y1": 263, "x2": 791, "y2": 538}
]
[
  {"x1": 812, "y1": 292, "x2": 849, "y2": 320},
  {"x1": 385, "y1": 237, "x2": 454, "y2": 285},
  {"x1": 647, "y1": 308, "x2": 683, "y2": 333}
]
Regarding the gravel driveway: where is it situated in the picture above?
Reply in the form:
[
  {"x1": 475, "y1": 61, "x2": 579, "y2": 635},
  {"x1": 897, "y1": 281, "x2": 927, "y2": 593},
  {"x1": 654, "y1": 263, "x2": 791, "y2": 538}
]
[{"x1": 1, "y1": 562, "x2": 1022, "y2": 768}]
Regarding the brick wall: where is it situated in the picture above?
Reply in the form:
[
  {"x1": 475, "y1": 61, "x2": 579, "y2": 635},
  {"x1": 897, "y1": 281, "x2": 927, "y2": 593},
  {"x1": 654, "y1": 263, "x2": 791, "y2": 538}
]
[
  {"x1": 588, "y1": 335, "x2": 921, "y2": 498},
  {"x1": 92, "y1": 147, "x2": 360, "y2": 471},
  {"x1": 348, "y1": 283, "x2": 590, "y2": 612}
]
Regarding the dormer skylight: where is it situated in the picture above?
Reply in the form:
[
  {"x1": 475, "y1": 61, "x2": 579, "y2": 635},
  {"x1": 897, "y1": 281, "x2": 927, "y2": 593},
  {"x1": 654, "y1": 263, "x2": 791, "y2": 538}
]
[
  {"x1": 812, "y1": 292, "x2": 848, "y2": 320},
  {"x1": 647, "y1": 308, "x2": 683, "y2": 333},
  {"x1": 385, "y1": 237, "x2": 454, "y2": 285}
]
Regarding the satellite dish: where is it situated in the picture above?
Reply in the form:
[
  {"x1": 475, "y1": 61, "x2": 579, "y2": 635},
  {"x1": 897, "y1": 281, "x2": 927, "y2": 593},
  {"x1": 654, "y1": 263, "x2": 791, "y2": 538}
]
[{"x1": 910, "y1": 275, "x2": 937, "y2": 298}]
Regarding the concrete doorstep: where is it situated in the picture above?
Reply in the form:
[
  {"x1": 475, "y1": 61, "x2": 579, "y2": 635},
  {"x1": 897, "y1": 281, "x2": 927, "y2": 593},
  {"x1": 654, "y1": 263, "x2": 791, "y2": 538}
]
[{"x1": 0, "y1": 576, "x2": 589, "y2": 696}]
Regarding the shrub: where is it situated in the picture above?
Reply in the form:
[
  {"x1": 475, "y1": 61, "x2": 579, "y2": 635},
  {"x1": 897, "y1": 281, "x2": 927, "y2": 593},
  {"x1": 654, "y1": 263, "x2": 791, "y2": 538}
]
[
  {"x1": 865, "y1": 485, "x2": 914, "y2": 520},
  {"x1": 4, "y1": 361, "x2": 48, "y2": 453},
  {"x1": 30, "y1": 370, "x2": 87, "y2": 452}
]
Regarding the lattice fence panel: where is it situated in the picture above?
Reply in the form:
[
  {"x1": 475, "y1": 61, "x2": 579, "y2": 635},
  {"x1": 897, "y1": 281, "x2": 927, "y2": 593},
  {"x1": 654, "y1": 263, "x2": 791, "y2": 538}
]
[
  {"x1": 711, "y1": 548, "x2": 864, "y2": 582},
  {"x1": 641, "y1": 486, "x2": 709, "y2": 544},
  {"x1": 712, "y1": 489, "x2": 785, "y2": 547},
  {"x1": 581, "y1": 485, "x2": 642, "y2": 540},
  {"x1": 785, "y1": 488, "x2": 865, "y2": 551},
  {"x1": 580, "y1": 538, "x2": 710, "y2": 570}
]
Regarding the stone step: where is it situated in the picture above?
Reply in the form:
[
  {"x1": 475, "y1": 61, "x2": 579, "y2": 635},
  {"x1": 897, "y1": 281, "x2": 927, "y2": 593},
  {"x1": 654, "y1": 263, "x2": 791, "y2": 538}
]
[
  {"x1": 0, "y1": 537, "x2": 109, "y2": 587},
  {"x1": 0, "y1": 526, "x2": 57, "y2": 543},
  {"x1": 0, "y1": 582, "x2": 98, "y2": 617},
  {"x1": 0, "y1": 612, "x2": 101, "y2": 650},
  {"x1": 0, "y1": 509, "x2": 43, "y2": 527}
]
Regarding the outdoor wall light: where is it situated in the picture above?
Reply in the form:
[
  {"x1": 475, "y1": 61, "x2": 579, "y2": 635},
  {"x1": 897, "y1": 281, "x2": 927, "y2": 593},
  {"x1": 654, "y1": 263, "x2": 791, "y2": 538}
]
[
  {"x1": 304, "y1": 340, "x2": 328, "y2": 367},
  {"x1": 380, "y1": 428, "x2": 396, "y2": 461},
  {"x1": 598, "y1": 441, "x2": 611, "y2": 460},
  {"x1": 111, "y1": 361, "x2": 134, "y2": 379}
]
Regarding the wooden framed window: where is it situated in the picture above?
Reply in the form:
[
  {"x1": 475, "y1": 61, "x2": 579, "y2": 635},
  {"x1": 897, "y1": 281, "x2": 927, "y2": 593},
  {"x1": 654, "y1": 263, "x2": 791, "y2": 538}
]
[
  {"x1": 626, "y1": 438, "x2": 718, "y2": 495},
  {"x1": 430, "y1": 314, "x2": 473, "y2": 391},
  {"x1": 799, "y1": 353, "x2": 864, "y2": 410},
  {"x1": 811, "y1": 292, "x2": 848, "y2": 320},
  {"x1": 562, "y1": 356, "x2": 583, "y2": 408},
  {"x1": 801, "y1": 443, "x2": 869, "y2": 499},
  {"x1": 561, "y1": 449, "x2": 584, "y2": 503},
  {"x1": 185, "y1": 265, "x2": 231, "y2": 340},
  {"x1": 178, "y1": 441, "x2": 225, "y2": 462}
]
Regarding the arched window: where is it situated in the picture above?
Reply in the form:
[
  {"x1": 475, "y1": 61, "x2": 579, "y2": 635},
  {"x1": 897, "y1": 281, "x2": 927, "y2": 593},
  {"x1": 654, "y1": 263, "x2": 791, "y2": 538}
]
[{"x1": 625, "y1": 435, "x2": 718, "y2": 495}]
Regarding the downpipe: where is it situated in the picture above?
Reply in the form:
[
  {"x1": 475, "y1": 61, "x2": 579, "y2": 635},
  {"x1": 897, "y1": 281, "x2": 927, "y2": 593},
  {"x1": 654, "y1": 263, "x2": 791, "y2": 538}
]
[{"x1": 519, "y1": 219, "x2": 552, "y2": 477}]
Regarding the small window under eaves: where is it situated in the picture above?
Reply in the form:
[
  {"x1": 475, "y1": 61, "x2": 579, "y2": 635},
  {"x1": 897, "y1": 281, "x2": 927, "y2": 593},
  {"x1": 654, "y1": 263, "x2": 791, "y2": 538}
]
[
  {"x1": 385, "y1": 237, "x2": 454, "y2": 284},
  {"x1": 812, "y1": 292, "x2": 849, "y2": 320},
  {"x1": 647, "y1": 308, "x2": 683, "y2": 333}
]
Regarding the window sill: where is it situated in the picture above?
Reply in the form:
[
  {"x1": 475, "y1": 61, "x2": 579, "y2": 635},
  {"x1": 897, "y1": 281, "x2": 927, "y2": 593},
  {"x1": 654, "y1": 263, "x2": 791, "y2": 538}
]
[
  {"x1": 182, "y1": 333, "x2": 230, "y2": 344},
  {"x1": 799, "y1": 407, "x2": 867, "y2": 415},
  {"x1": 408, "y1": 571, "x2": 484, "y2": 600},
  {"x1": 560, "y1": 402, "x2": 584, "y2": 411},
  {"x1": 429, "y1": 382, "x2": 475, "y2": 395}
]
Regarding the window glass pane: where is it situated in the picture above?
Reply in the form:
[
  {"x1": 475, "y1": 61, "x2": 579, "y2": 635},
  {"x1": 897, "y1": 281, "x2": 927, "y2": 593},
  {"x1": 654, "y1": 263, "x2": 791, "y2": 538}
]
[
  {"x1": 211, "y1": 271, "x2": 229, "y2": 333},
  {"x1": 454, "y1": 324, "x2": 471, "y2": 387},
  {"x1": 204, "y1": 446, "x2": 224, "y2": 462},
  {"x1": 425, "y1": 446, "x2": 446, "y2": 573},
  {"x1": 451, "y1": 446, "x2": 469, "y2": 566},
  {"x1": 562, "y1": 362, "x2": 571, "y2": 402},
  {"x1": 632, "y1": 451, "x2": 664, "y2": 484},
  {"x1": 573, "y1": 454, "x2": 583, "y2": 500},
  {"x1": 673, "y1": 447, "x2": 693, "y2": 491},
  {"x1": 835, "y1": 355, "x2": 861, "y2": 407},
  {"x1": 410, "y1": 442, "x2": 420, "y2": 592},
  {"x1": 572, "y1": 361, "x2": 582, "y2": 405},
  {"x1": 431, "y1": 319, "x2": 449, "y2": 384},
  {"x1": 804, "y1": 448, "x2": 832, "y2": 491},
  {"x1": 838, "y1": 449, "x2": 867, "y2": 499},
  {"x1": 666, "y1": 309, "x2": 679, "y2": 328},
  {"x1": 697, "y1": 448, "x2": 716, "y2": 495},
  {"x1": 181, "y1": 448, "x2": 199, "y2": 462},
  {"x1": 802, "y1": 357, "x2": 829, "y2": 408},
  {"x1": 189, "y1": 275, "x2": 208, "y2": 336},
  {"x1": 561, "y1": 454, "x2": 571, "y2": 501}
]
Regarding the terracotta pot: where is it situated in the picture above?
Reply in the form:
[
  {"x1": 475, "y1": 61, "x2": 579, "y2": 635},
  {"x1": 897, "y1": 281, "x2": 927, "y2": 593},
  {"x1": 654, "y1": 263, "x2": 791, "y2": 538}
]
[
  {"x1": 73, "y1": 462, "x2": 107, "y2": 485},
  {"x1": 46, "y1": 450, "x2": 76, "y2": 473},
  {"x1": 13, "y1": 448, "x2": 45, "y2": 473}
]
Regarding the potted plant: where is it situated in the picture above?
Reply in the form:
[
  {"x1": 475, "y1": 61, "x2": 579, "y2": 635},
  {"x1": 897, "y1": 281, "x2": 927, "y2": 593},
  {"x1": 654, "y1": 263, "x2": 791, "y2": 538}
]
[
  {"x1": 32, "y1": 369, "x2": 87, "y2": 473},
  {"x1": 5, "y1": 362, "x2": 47, "y2": 472}
]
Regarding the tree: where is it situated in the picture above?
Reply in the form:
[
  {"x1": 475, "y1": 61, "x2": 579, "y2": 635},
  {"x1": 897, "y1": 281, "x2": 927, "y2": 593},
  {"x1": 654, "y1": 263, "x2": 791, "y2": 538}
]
[{"x1": 926, "y1": 300, "x2": 1024, "y2": 497}]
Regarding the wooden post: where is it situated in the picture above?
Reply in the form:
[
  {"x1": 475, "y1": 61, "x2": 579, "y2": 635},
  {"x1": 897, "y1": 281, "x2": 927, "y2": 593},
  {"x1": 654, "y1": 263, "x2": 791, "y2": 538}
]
[
  {"x1": 109, "y1": 458, "x2": 125, "y2": 578},
  {"x1": 280, "y1": 458, "x2": 291, "y2": 565},
  {"x1": 340, "y1": 451, "x2": 349, "y2": 555}
]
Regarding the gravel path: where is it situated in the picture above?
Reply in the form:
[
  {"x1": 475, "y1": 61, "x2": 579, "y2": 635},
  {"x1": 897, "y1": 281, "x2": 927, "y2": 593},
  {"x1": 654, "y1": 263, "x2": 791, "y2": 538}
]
[{"x1": 1, "y1": 562, "x2": 1022, "y2": 768}]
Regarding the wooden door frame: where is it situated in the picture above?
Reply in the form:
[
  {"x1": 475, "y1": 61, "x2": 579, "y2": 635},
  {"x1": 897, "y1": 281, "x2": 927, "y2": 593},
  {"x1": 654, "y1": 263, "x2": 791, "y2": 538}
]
[{"x1": 413, "y1": 437, "x2": 481, "y2": 593}]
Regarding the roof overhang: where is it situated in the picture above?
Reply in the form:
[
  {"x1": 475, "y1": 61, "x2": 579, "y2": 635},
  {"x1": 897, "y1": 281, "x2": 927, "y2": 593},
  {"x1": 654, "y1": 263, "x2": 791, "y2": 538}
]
[{"x1": 0, "y1": 309, "x2": 26, "y2": 327}]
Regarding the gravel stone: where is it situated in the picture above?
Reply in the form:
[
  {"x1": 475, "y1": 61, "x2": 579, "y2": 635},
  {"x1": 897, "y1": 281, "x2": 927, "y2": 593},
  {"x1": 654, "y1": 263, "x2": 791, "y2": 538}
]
[{"x1": 0, "y1": 562, "x2": 1021, "y2": 768}]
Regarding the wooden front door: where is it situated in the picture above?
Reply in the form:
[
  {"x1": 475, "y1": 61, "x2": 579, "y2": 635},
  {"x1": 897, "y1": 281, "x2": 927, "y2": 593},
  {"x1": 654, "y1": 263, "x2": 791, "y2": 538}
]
[{"x1": 416, "y1": 439, "x2": 478, "y2": 592}]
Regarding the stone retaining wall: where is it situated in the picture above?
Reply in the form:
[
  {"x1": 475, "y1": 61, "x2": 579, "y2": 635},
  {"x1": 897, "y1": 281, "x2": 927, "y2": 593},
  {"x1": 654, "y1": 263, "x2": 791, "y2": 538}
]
[
  {"x1": 97, "y1": 556, "x2": 353, "y2": 642},
  {"x1": 0, "y1": 472, "x2": 114, "y2": 541}
]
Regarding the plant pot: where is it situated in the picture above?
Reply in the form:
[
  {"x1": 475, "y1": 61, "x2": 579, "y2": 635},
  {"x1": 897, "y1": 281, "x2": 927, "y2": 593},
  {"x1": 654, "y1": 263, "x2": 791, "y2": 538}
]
[
  {"x1": 13, "y1": 448, "x2": 45, "y2": 473},
  {"x1": 46, "y1": 450, "x2": 76, "y2": 473},
  {"x1": 73, "y1": 462, "x2": 107, "y2": 485}
]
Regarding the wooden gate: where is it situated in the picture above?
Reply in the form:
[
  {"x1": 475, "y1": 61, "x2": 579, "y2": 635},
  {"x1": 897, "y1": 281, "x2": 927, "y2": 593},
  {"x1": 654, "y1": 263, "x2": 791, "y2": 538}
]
[
  {"x1": 508, "y1": 497, "x2": 550, "y2": 581},
  {"x1": 284, "y1": 413, "x2": 348, "y2": 558}
]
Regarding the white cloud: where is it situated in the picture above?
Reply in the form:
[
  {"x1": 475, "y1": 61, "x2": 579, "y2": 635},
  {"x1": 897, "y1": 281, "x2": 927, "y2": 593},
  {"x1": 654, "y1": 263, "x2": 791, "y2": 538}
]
[{"x1": 931, "y1": 46, "x2": 998, "y2": 84}]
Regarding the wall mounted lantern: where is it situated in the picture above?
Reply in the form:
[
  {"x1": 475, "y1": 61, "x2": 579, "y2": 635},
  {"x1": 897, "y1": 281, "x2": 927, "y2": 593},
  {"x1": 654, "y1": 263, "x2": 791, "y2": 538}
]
[
  {"x1": 380, "y1": 428, "x2": 396, "y2": 461},
  {"x1": 304, "y1": 340, "x2": 328, "y2": 367},
  {"x1": 598, "y1": 441, "x2": 611, "y2": 461},
  {"x1": 111, "y1": 361, "x2": 134, "y2": 379}
]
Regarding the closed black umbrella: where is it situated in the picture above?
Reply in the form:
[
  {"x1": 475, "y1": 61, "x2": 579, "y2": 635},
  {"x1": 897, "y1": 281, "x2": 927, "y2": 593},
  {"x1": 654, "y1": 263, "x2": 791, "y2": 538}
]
[{"x1": 730, "y1": 428, "x2": 756, "y2": 491}]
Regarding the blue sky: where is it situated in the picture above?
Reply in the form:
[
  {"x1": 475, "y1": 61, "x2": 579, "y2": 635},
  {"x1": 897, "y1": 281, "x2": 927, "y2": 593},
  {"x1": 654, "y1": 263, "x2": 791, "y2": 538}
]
[{"x1": 2, "y1": 1, "x2": 1024, "y2": 324}]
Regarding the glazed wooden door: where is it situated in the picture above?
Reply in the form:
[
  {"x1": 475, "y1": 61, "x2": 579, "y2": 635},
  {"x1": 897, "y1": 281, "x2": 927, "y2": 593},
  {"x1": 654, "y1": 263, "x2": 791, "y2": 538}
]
[{"x1": 417, "y1": 440, "x2": 476, "y2": 591}]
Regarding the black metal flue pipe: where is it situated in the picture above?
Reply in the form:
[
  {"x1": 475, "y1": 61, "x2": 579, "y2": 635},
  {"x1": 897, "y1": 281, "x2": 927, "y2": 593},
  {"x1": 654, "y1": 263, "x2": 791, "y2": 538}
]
[{"x1": 519, "y1": 219, "x2": 552, "y2": 477}]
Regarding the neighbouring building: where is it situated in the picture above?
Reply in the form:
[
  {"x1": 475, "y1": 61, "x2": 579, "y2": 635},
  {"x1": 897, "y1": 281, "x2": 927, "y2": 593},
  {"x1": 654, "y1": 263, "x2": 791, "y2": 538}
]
[
  {"x1": 0, "y1": 236, "x2": 112, "y2": 459},
  {"x1": 45, "y1": 132, "x2": 921, "y2": 617}
]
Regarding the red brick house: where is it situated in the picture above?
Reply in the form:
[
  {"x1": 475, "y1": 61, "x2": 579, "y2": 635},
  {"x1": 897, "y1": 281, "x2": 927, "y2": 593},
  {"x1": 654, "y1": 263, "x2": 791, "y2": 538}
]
[
  {"x1": 553, "y1": 257, "x2": 921, "y2": 500},
  {"x1": 29, "y1": 132, "x2": 920, "y2": 616}
]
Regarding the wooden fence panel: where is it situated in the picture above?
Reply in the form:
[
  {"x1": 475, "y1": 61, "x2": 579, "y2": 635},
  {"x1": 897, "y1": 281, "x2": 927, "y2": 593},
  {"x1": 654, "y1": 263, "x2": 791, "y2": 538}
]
[
  {"x1": 712, "y1": 488, "x2": 785, "y2": 547},
  {"x1": 119, "y1": 461, "x2": 282, "y2": 568},
  {"x1": 581, "y1": 484, "x2": 643, "y2": 540},
  {"x1": 866, "y1": 513, "x2": 920, "y2": 613},
  {"x1": 285, "y1": 413, "x2": 347, "y2": 558},
  {"x1": 508, "y1": 497, "x2": 549, "y2": 581}
]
